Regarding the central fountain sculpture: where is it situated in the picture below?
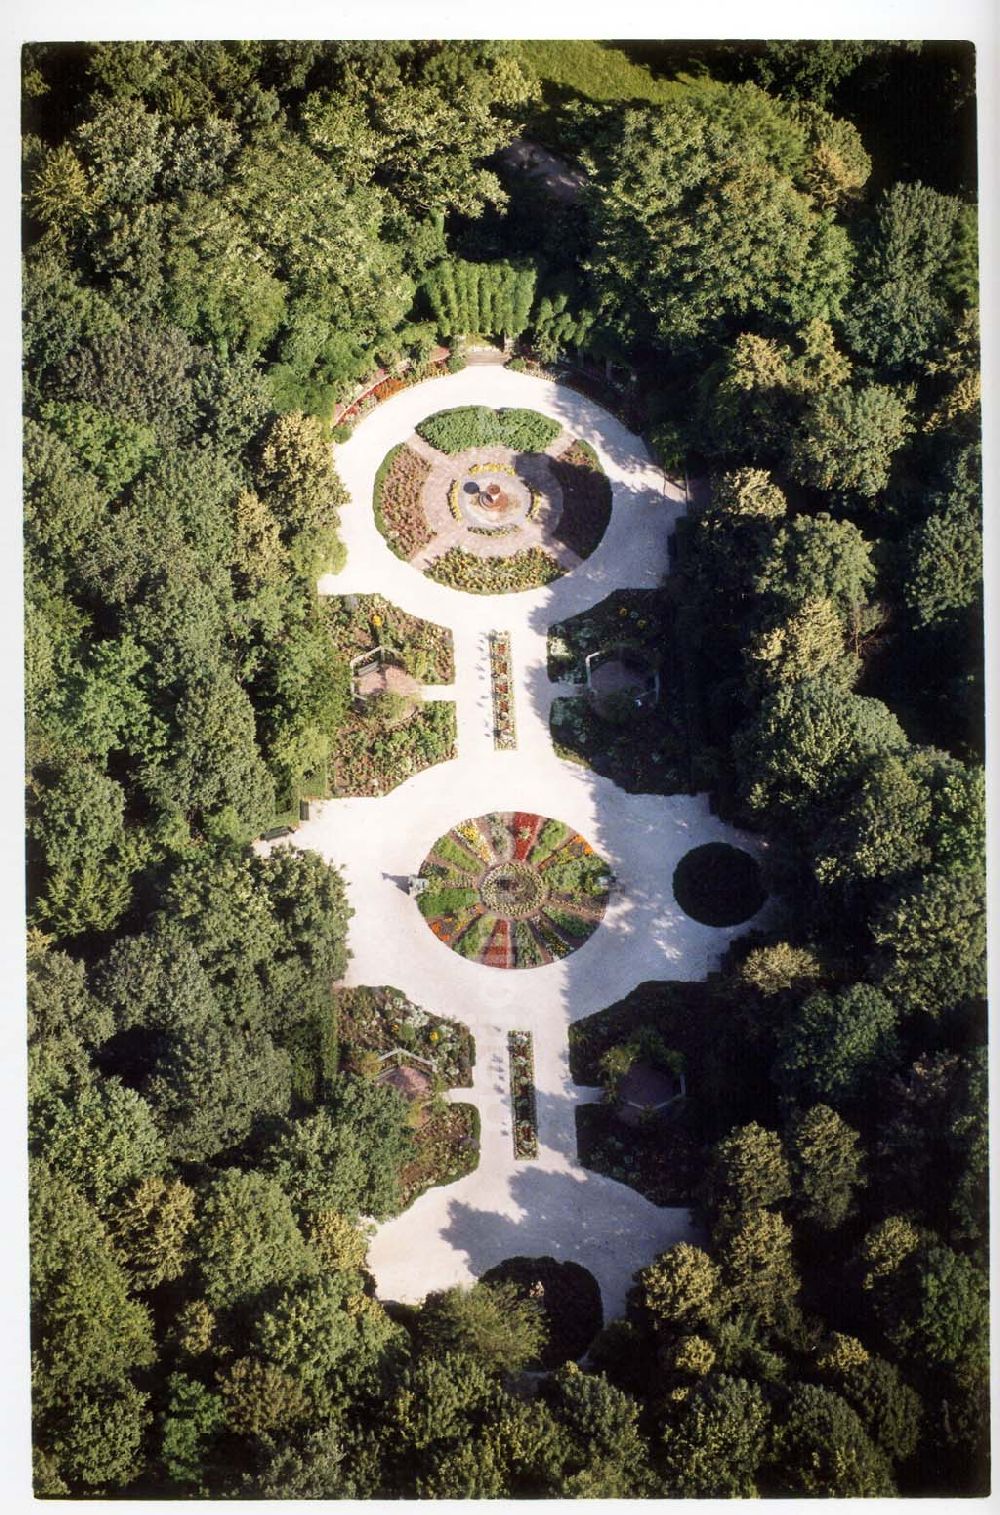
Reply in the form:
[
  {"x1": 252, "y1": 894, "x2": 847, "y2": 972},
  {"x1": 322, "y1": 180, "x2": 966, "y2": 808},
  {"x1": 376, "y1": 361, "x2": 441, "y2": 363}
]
[{"x1": 477, "y1": 479, "x2": 512, "y2": 513}]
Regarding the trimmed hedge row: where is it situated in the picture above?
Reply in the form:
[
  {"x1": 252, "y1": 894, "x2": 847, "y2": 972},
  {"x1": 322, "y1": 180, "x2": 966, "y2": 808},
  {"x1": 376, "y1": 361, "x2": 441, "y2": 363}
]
[{"x1": 416, "y1": 406, "x2": 561, "y2": 455}]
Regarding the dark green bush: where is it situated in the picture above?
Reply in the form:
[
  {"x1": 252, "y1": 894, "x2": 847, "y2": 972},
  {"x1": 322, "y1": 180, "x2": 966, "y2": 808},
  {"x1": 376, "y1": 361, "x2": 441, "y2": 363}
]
[{"x1": 672, "y1": 843, "x2": 766, "y2": 926}]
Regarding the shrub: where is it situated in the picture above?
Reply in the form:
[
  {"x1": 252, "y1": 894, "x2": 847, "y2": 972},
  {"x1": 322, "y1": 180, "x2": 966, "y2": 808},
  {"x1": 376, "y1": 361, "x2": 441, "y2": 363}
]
[
  {"x1": 331, "y1": 423, "x2": 352, "y2": 444},
  {"x1": 446, "y1": 352, "x2": 467, "y2": 373},
  {"x1": 672, "y1": 843, "x2": 766, "y2": 927},
  {"x1": 416, "y1": 406, "x2": 560, "y2": 454}
]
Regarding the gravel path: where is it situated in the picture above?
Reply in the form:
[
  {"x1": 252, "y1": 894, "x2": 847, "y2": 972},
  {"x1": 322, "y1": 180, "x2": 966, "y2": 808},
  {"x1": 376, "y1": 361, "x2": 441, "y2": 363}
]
[{"x1": 261, "y1": 367, "x2": 771, "y2": 1324}]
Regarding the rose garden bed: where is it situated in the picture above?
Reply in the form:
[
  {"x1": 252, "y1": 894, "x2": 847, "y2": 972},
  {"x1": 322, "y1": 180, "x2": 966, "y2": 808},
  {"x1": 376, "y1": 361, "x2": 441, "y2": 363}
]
[
  {"x1": 489, "y1": 631, "x2": 516, "y2": 748},
  {"x1": 416, "y1": 812, "x2": 611, "y2": 970}
]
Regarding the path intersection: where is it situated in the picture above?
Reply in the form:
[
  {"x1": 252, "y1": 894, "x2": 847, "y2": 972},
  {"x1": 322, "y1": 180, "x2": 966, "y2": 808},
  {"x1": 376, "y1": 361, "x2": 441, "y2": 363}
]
[{"x1": 266, "y1": 368, "x2": 769, "y2": 1323}]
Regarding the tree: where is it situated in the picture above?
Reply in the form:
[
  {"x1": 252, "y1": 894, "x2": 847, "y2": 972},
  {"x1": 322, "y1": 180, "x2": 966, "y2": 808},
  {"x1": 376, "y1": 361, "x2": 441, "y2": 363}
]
[
  {"x1": 747, "y1": 596, "x2": 856, "y2": 688},
  {"x1": 255, "y1": 411, "x2": 347, "y2": 538},
  {"x1": 735, "y1": 675, "x2": 907, "y2": 827},
  {"x1": 870, "y1": 867, "x2": 986, "y2": 1014},
  {"x1": 31, "y1": 1077, "x2": 166, "y2": 1215},
  {"x1": 636, "y1": 1243, "x2": 723, "y2": 1330},
  {"x1": 773, "y1": 983, "x2": 899, "y2": 1105},
  {"x1": 262, "y1": 1077, "x2": 413, "y2": 1223},
  {"x1": 788, "y1": 1105, "x2": 865, "y2": 1230},
  {"x1": 108, "y1": 1176, "x2": 197, "y2": 1288},
  {"x1": 843, "y1": 182, "x2": 969, "y2": 373},
  {"x1": 419, "y1": 1281, "x2": 546, "y2": 1375},
  {"x1": 820, "y1": 1351, "x2": 922, "y2": 1465},
  {"x1": 589, "y1": 98, "x2": 851, "y2": 351},
  {"x1": 790, "y1": 383, "x2": 912, "y2": 496},
  {"x1": 194, "y1": 1170, "x2": 316, "y2": 1310},
  {"x1": 815, "y1": 749, "x2": 984, "y2": 889},
  {"x1": 253, "y1": 1272, "x2": 405, "y2": 1418},
  {"x1": 772, "y1": 1383, "x2": 896, "y2": 1495},
  {"x1": 147, "y1": 1021, "x2": 292, "y2": 1162},
  {"x1": 722, "y1": 1209, "x2": 800, "y2": 1325},
  {"x1": 699, "y1": 1123, "x2": 791, "y2": 1237},
  {"x1": 738, "y1": 941, "x2": 823, "y2": 998},
  {"x1": 871, "y1": 1241, "x2": 988, "y2": 1373},
  {"x1": 546, "y1": 1365, "x2": 654, "y2": 1497},
  {"x1": 28, "y1": 760, "x2": 141, "y2": 937},
  {"x1": 753, "y1": 512, "x2": 875, "y2": 617},
  {"x1": 903, "y1": 496, "x2": 982, "y2": 627},
  {"x1": 661, "y1": 1376, "x2": 771, "y2": 1497},
  {"x1": 151, "y1": 668, "x2": 276, "y2": 833},
  {"x1": 158, "y1": 1374, "x2": 224, "y2": 1490}
]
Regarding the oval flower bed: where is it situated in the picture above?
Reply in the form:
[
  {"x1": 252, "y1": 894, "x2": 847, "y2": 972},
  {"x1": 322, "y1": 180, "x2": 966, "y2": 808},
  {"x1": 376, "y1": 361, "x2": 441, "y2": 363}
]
[{"x1": 415, "y1": 812, "x2": 611, "y2": 969}]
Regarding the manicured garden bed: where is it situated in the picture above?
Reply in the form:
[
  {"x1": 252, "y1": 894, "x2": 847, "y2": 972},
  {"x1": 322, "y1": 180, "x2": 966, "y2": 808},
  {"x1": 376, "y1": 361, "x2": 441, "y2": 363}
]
[
  {"x1": 508, "y1": 1030, "x2": 539, "y2": 1158},
  {"x1": 489, "y1": 631, "x2": 516, "y2": 749},
  {"x1": 324, "y1": 593, "x2": 454, "y2": 684},
  {"x1": 549, "y1": 439, "x2": 613, "y2": 559},
  {"x1": 335, "y1": 984, "x2": 475, "y2": 1088},
  {"x1": 399, "y1": 1102, "x2": 480, "y2": 1209},
  {"x1": 481, "y1": 1256, "x2": 603, "y2": 1368},
  {"x1": 672, "y1": 842, "x2": 766, "y2": 926},
  {"x1": 373, "y1": 443, "x2": 434, "y2": 559},
  {"x1": 417, "y1": 812, "x2": 611, "y2": 969},
  {"x1": 426, "y1": 543, "x2": 562, "y2": 594},
  {"x1": 416, "y1": 405, "x2": 561, "y2": 454},
  {"x1": 330, "y1": 700, "x2": 456, "y2": 797},
  {"x1": 574, "y1": 1102, "x2": 698, "y2": 1207}
]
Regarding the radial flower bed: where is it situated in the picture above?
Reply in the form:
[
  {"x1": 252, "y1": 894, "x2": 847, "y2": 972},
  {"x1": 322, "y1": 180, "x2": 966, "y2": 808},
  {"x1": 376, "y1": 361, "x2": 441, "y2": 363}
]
[
  {"x1": 416, "y1": 812, "x2": 611, "y2": 969},
  {"x1": 508, "y1": 1030, "x2": 539, "y2": 1159},
  {"x1": 489, "y1": 631, "x2": 516, "y2": 749}
]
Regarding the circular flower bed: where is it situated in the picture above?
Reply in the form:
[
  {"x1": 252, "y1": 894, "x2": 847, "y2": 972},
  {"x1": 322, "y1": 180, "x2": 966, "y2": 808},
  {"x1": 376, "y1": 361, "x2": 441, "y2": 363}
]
[
  {"x1": 373, "y1": 406, "x2": 613, "y2": 593},
  {"x1": 417, "y1": 811, "x2": 612, "y2": 969},
  {"x1": 481, "y1": 1256, "x2": 604, "y2": 1369},
  {"x1": 672, "y1": 842, "x2": 766, "y2": 927}
]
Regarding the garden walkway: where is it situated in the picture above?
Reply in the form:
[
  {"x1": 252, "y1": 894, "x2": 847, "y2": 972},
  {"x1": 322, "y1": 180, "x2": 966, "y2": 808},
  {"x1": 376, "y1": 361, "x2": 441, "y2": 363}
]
[{"x1": 261, "y1": 367, "x2": 770, "y2": 1325}]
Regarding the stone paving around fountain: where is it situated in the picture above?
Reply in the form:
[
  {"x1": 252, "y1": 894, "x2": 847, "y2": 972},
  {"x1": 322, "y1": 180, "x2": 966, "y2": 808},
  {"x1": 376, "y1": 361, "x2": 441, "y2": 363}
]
[{"x1": 259, "y1": 367, "x2": 772, "y2": 1324}]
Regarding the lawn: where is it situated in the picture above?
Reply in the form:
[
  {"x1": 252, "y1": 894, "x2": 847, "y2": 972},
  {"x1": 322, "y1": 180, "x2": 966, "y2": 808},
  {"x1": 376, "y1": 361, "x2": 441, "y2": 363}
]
[{"x1": 513, "y1": 40, "x2": 704, "y2": 104}]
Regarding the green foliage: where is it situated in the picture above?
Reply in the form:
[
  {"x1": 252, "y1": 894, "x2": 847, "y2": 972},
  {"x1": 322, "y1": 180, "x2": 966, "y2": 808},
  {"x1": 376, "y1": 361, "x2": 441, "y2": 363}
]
[
  {"x1": 426, "y1": 543, "x2": 562, "y2": 593},
  {"x1": 773, "y1": 984, "x2": 899, "y2": 1104},
  {"x1": 264, "y1": 1076, "x2": 413, "y2": 1222},
  {"x1": 194, "y1": 1170, "x2": 315, "y2": 1310},
  {"x1": 159, "y1": 1374, "x2": 224, "y2": 1489},
  {"x1": 589, "y1": 97, "x2": 852, "y2": 351},
  {"x1": 671, "y1": 842, "x2": 765, "y2": 926},
  {"x1": 700, "y1": 1122, "x2": 791, "y2": 1237},
  {"x1": 662, "y1": 1376, "x2": 771, "y2": 1496},
  {"x1": 871, "y1": 867, "x2": 986, "y2": 1014},
  {"x1": 637, "y1": 1243, "x2": 722, "y2": 1331},
  {"x1": 788, "y1": 1104, "x2": 865, "y2": 1229},
  {"x1": 415, "y1": 405, "x2": 560, "y2": 454},
  {"x1": 420, "y1": 1280, "x2": 547, "y2": 1375},
  {"x1": 754, "y1": 512, "x2": 875, "y2": 616},
  {"x1": 843, "y1": 182, "x2": 972, "y2": 372},
  {"x1": 790, "y1": 383, "x2": 912, "y2": 495},
  {"x1": 772, "y1": 1383, "x2": 896, "y2": 1495},
  {"x1": 421, "y1": 258, "x2": 538, "y2": 340},
  {"x1": 31, "y1": 1077, "x2": 166, "y2": 1214},
  {"x1": 736, "y1": 675, "x2": 908, "y2": 827}
]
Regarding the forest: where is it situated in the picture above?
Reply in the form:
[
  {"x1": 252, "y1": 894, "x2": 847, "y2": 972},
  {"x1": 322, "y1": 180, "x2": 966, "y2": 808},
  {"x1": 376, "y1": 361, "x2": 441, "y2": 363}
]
[{"x1": 22, "y1": 38, "x2": 985, "y2": 1498}]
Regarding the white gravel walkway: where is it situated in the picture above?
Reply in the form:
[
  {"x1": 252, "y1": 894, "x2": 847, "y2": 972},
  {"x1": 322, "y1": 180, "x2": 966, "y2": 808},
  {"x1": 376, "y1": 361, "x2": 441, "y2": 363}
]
[{"x1": 265, "y1": 368, "x2": 771, "y2": 1326}]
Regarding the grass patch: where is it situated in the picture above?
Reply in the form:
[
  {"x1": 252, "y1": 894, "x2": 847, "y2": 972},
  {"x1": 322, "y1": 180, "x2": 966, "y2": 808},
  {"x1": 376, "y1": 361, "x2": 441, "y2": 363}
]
[
  {"x1": 416, "y1": 405, "x2": 561, "y2": 454},
  {"x1": 527, "y1": 817, "x2": 572, "y2": 863},
  {"x1": 426, "y1": 544, "x2": 562, "y2": 594},
  {"x1": 513, "y1": 39, "x2": 703, "y2": 104},
  {"x1": 417, "y1": 885, "x2": 480, "y2": 919},
  {"x1": 482, "y1": 1256, "x2": 603, "y2": 1369},
  {"x1": 672, "y1": 843, "x2": 766, "y2": 927}
]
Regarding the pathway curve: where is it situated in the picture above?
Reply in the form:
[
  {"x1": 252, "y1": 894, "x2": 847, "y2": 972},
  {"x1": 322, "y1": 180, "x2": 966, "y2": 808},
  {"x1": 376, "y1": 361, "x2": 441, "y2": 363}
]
[{"x1": 264, "y1": 368, "x2": 771, "y2": 1325}]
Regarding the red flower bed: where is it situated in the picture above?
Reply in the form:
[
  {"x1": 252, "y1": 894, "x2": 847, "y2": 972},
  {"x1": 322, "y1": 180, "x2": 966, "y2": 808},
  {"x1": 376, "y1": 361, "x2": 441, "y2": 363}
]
[
  {"x1": 483, "y1": 918, "x2": 512, "y2": 969},
  {"x1": 372, "y1": 376, "x2": 406, "y2": 402},
  {"x1": 513, "y1": 812, "x2": 541, "y2": 861}
]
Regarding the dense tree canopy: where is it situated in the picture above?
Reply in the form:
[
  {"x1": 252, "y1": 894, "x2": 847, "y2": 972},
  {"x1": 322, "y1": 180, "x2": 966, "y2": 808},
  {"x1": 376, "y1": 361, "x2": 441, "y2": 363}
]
[{"x1": 22, "y1": 36, "x2": 984, "y2": 1502}]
